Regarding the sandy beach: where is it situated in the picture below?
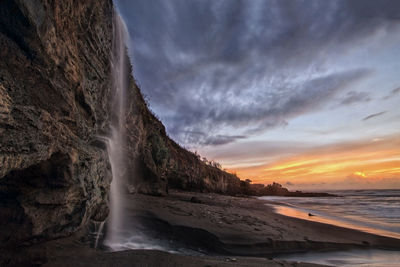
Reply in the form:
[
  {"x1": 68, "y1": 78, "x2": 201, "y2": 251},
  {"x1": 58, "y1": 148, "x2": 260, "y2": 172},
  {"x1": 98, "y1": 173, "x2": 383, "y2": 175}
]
[
  {"x1": 123, "y1": 191, "x2": 400, "y2": 252},
  {"x1": 3, "y1": 190, "x2": 399, "y2": 266}
]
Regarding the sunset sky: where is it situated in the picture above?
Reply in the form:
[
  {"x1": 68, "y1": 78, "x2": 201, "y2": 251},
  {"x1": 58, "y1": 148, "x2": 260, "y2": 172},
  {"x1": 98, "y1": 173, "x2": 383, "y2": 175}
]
[{"x1": 116, "y1": 0, "x2": 400, "y2": 190}]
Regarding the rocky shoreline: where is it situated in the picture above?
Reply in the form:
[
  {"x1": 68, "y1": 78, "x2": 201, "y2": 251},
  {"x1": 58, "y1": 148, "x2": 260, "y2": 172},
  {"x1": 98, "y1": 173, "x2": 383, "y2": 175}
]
[{"x1": 245, "y1": 182, "x2": 337, "y2": 197}]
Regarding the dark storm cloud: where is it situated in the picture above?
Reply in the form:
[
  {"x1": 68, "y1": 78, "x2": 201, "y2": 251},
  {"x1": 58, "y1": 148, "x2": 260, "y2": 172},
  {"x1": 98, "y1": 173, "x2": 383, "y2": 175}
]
[
  {"x1": 167, "y1": 69, "x2": 369, "y2": 145},
  {"x1": 115, "y1": 0, "x2": 400, "y2": 146},
  {"x1": 362, "y1": 111, "x2": 387, "y2": 121}
]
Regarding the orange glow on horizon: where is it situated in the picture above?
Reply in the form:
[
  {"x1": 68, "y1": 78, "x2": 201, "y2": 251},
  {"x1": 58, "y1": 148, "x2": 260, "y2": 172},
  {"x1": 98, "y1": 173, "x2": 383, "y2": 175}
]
[
  {"x1": 353, "y1": 171, "x2": 367, "y2": 178},
  {"x1": 227, "y1": 135, "x2": 400, "y2": 189}
]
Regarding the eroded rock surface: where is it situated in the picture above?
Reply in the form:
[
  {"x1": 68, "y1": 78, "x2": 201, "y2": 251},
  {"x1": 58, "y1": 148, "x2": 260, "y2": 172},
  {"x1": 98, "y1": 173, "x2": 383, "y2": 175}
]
[{"x1": 0, "y1": 0, "x2": 114, "y2": 246}]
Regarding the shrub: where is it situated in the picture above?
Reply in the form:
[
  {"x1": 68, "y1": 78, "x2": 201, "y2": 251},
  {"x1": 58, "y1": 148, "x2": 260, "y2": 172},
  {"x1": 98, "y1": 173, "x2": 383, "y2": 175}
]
[{"x1": 149, "y1": 133, "x2": 169, "y2": 166}]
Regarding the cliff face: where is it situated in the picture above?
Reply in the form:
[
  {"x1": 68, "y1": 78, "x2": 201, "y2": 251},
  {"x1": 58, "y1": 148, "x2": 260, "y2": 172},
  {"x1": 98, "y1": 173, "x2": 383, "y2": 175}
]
[
  {"x1": 0, "y1": 0, "x2": 114, "y2": 246},
  {"x1": 124, "y1": 93, "x2": 243, "y2": 195},
  {"x1": 122, "y1": 71, "x2": 242, "y2": 196},
  {"x1": 0, "y1": 0, "x2": 244, "y2": 247}
]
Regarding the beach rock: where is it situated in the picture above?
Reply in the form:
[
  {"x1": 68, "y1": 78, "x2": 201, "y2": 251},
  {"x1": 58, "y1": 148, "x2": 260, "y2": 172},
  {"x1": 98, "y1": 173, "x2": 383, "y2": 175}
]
[
  {"x1": 190, "y1": 196, "x2": 202, "y2": 204},
  {"x1": 248, "y1": 182, "x2": 336, "y2": 197}
]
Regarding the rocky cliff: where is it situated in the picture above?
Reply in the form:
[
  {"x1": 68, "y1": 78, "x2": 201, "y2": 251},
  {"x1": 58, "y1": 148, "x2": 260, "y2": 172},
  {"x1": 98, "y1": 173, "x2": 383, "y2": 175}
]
[
  {"x1": 0, "y1": 0, "x2": 243, "y2": 247},
  {"x1": 124, "y1": 85, "x2": 243, "y2": 195},
  {"x1": 0, "y1": 0, "x2": 115, "y2": 246}
]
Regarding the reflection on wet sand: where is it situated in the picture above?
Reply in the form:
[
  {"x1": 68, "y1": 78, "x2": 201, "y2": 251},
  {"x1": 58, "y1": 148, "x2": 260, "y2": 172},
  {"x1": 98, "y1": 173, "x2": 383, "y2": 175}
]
[
  {"x1": 275, "y1": 248, "x2": 400, "y2": 267},
  {"x1": 272, "y1": 204, "x2": 400, "y2": 239}
]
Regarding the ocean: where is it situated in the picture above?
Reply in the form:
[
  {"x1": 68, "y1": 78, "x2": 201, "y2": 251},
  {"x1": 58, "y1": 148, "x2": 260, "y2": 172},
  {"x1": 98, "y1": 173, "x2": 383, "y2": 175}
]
[
  {"x1": 260, "y1": 189, "x2": 400, "y2": 266},
  {"x1": 259, "y1": 189, "x2": 400, "y2": 239}
]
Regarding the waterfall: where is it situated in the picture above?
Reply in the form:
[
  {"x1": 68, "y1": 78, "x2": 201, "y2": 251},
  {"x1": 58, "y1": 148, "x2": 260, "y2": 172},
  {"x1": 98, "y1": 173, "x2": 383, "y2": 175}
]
[
  {"x1": 94, "y1": 221, "x2": 105, "y2": 249},
  {"x1": 103, "y1": 11, "x2": 168, "y2": 252},
  {"x1": 104, "y1": 12, "x2": 129, "y2": 249}
]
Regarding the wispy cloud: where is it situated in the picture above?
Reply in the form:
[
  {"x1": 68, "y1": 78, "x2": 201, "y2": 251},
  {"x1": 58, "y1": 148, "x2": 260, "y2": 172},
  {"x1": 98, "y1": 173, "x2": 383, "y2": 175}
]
[
  {"x1": 362, "y1": 111, "x2": 387, "y2": 121},
  {"x1": 383, "y1": 87, "x2": 400, "y2": 100},
  {"x1": 202, "y1": 135, "x2": 247, "y2": 146},
  {"x1": 391, "y1": 87, "x2": 400, "y2": 95},
  {"x1": 339, "y1": 91, "x2": 371, "y2": 105}
]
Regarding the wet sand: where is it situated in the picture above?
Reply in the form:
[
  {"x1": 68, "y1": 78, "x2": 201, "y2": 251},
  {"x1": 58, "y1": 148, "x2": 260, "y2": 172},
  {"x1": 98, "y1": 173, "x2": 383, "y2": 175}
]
[
  {"x1": 1, "y1": 233, "x2": 325, "y2": 267},
  {"x1": 269, "y1": 203, "x2": 400, "y2": 240},
  {"x1": 122, "y1": 190, "x2": 400, "y2": 253},
  {"x1": 25, "y1": 241, "x2": 325, "y2": 267},
  {"x1": 3, "y1": 190, "x2": 400, "y2": 266}
]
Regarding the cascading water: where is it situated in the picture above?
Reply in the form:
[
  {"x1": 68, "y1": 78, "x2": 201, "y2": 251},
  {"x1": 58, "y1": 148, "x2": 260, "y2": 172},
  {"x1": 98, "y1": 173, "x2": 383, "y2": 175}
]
[
  {"x1": 94, "y1": 221, "x2": 105, "y2": 249},
  {"x1": 103, "y1": 12, "x2": 167, "y2": 252},
  {"x1": 103, "y1": 12, "x2": 129, "y2": 249}
]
